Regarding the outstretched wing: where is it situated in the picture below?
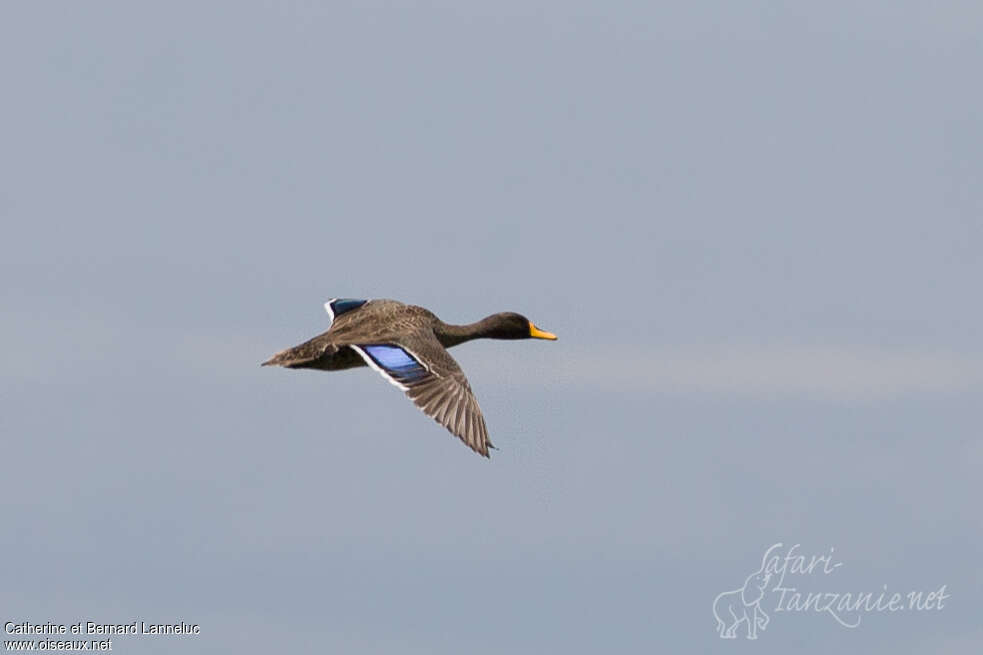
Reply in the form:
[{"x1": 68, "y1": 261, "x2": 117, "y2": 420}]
[
  {"x1": 324, "y1": 298, "x2": 367, "y2": 324},
  {"x1": 350, "y1": 335, "x2": 493, "y2": 457},
  {"x1": 262, "y1": 298, "x2": 371, "y2": 369}
]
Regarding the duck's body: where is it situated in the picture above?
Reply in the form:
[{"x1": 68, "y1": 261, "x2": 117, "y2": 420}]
[{"x1": 262, "y1": 298, "x2": 556, "y2": 457}]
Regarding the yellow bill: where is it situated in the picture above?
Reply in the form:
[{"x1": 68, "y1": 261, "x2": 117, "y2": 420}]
[{"x1": 529, "y1": 322, "x2": 558, "y2": 340}]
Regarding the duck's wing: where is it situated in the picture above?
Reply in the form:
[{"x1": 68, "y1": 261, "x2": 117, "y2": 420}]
[
  {"x1": 324, "y1": 298, "x2": 368, "y2": 325},
  {"x1": 350, "y1": 331, "x2": 492, "y2": 457},
  {"x1": 261, "y1": 298, "x2": 372, "y2": 368}
]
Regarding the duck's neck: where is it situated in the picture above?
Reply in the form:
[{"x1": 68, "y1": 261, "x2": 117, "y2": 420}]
[{"x1": 435, "y1": 315, "x2": 508, "y2": 348}]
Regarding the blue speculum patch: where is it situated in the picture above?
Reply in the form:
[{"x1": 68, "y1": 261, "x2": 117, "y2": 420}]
[
  {"x1": 330, "y1": 298, "x2": 367, "y2": 316},
  {"x1": 363, "y1": 345, "x2": 427, "y2": 383}
]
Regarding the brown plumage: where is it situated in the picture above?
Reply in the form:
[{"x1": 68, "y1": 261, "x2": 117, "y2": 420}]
[{"x1": 262, "y1": 298, "x2": 557, "y2": 457}]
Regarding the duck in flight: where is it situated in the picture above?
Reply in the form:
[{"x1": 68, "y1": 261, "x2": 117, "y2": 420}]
[{"x1": 262, "y1": 298, "x2": 557, "y2": 457}]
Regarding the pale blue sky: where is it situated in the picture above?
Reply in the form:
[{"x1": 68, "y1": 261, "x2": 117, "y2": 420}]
[{"x1": 2, "y1": 2, "x2": 980, "y2": 652}]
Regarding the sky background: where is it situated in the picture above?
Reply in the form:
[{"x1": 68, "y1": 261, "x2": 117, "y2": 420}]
[{"x1": 2, "y1": 1, "x2": 980, "y2": 652}]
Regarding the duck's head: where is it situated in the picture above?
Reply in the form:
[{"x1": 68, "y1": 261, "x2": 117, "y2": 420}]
[{"x1": 487, "y1": 312, "x2": 558, "y2": 340}]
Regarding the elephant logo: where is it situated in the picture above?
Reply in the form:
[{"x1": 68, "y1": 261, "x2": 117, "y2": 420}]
[{"x1": 713, "y1": 551, "x2": 773, "y2": 640}]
